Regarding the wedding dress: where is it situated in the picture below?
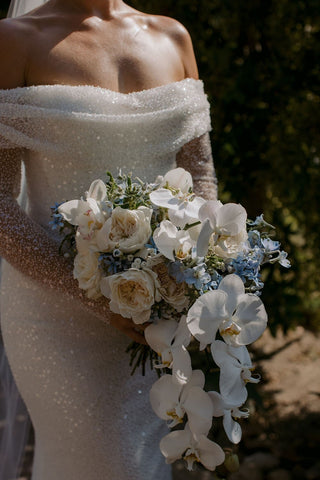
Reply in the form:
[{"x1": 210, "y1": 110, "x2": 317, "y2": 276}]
[{"x1": 0, "y1": 78, "x2": 214, "y2": 479}]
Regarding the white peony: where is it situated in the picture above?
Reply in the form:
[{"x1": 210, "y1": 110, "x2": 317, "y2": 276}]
[
  {"x1": 96, "y1": 206, "x2": 152, "y2": 253},
  {"x1": 73, "y1": 250, "x2": 102, "y2": 299},
  {"x1": 100, "y1": 268, "x2": 159, "y2": 324}
]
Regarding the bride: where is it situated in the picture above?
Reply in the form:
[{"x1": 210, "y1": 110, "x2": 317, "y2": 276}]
[{"x1": 0, "y1": 0, "x2": 217, "y2": 478}]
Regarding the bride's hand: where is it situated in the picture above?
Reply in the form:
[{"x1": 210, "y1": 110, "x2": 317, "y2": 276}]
[{"x1": 80, "y1": 294, "x2": 148, "y2": 345}]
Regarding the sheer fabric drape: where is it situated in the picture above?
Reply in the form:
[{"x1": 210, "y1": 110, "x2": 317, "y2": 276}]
[{"x1": 0, "y1": 3, "x2": 49, "y2": 480}]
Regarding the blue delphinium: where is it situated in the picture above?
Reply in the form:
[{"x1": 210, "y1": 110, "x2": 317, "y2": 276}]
[
  {"x1": 49, "y1": 202, "x2": 65, "y2": 230},
  {"x1": 230, "y1": 248, "x2": 264, "y2": 293},
  {"x1": 169, "y1": 261, "x2": 222, "y2": 294}
]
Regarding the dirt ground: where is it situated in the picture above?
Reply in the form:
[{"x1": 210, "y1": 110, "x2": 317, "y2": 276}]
[{"x1": 2, "y1": 326, "x2": 320, "y2": 480}]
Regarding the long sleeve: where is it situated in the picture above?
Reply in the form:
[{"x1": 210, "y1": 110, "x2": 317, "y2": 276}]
[{"x1": 176, "y1": 133, "x2": 218, "y2": 200}]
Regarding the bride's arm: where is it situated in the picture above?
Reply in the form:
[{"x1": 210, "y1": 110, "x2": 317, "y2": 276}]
[
  {"x1": 0, "y1": 20, "x2": 146, "y2": 344},
  {"x1": 173, "y1": 24, "x2": 218, "y2": 200},
  {"x1": 0, "y1": 148, "x2": 146, "y2": 343},
  {"x1": 176, "y1": 134, "x2": 218, "y2": 200}
]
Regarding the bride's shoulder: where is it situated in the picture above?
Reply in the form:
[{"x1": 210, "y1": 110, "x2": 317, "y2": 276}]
[
  {"x1": 0, "y1": 17, "x2": 33, "y2": 88},
  {"x1": 142, "y1": 13, "x2": 199, "y2": 78}
]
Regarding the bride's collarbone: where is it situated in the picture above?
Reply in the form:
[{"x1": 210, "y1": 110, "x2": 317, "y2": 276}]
[{"x1": 22, "y1": 14, "x2": 186, "y2": 93}]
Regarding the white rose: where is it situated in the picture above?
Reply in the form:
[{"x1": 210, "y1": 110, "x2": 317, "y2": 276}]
[
  {"x1": 100, "y1": 269, "x2": 157, "y2": 324},
  {"x1": 96, "y1": 206, "x2": 152, "y2": 253},
  {"x1": 73, "y1": 251, "x2": 102, "y2": 299}
]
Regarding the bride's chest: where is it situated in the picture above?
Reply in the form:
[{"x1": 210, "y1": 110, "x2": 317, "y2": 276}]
[{"x1": 26, "y1": 25, "x2": 184, "y2": 93}]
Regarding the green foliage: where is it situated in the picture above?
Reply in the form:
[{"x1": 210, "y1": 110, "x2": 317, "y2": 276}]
[{"x1": 131, "y1": 0, "x2": 320, "y2": 333}]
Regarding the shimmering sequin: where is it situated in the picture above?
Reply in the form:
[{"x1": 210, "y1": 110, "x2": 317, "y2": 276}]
[{"x1": 0, "y1": 79, "x2": 216, "y2": 480}]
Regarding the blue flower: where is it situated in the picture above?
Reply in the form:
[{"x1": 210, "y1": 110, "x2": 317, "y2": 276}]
[{"x1": 261, "y1": 238, "x2": 280, "y2": 252}]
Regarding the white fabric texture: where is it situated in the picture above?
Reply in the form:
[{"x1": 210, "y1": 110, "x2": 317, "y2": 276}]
[{"x1": 0, "y1": 79, "x2": 212, "y2": 480}]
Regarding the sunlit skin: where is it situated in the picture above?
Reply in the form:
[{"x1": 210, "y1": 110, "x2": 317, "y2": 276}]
[{"x1": 0, "y1": 0, "x2": 200, "y2": 343}]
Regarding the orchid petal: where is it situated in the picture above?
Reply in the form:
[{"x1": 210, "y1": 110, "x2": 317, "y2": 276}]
[
  {"x1": 180, "y1": 370, "x2": 205, "y2": 404},
  {"x1": 149, "y1": 375, "x2": 182, "y2": 420},
  {"x1": 218, "y1": 274, "x2": 245, "y2": 316},
  {"x1": 187, "y1": 290, "x2": 228, "y2": 349},
  {"x1": 171, "y1": 345, "x2": 192, "y2": 385},
  {"x1": 223, "y1": 410, "x2": 242, "y2": 444},
  {"x1": 153, "y1": 221, "x2": 178, "y2": 261},
  {"x1": 208, "y1": 391, "x2": 225, "y2": 417},
  {"x1": 172, "y1": 316, "x2": 191, "y2": 348},
  {"x1": 144, "y1": 320, "x2": 177, "y2": 354},
  {"x1": 160, "y1": 429, "x2": 191, "y2": 464},
  {"x1": 150, "y1": 189, "x2": 179, "y2": 210},
  {"x1": 163, "y1": 167, "x2": 193, "y2": 193},
  {"x1": 185, "y1": 196, "x2": 206, "y2": 220},
  {"x1": 87, "y1": 179, "x2": 107, "y2": 202},
  {"x1": 183, "y1": 386, "x2": 213, "y2": 436},
  {"x1": 196, "y1": 218, "x2": 214, "y2": 257},
  {"x1": 211, "y1": 341, "x2": 248, "y2": 405},
  {"x1": 216, "y1": 203, "x2": 247, "y2": 236},
  {"x1": 196, "y1": 435, "x2": 225, "y2": 471},
  {"x1": 227, "y1": 344, "x2": 252, "y2": 367},
  {"x1": 229, "y1": 294, "x2": 268, "y2": 346},
  {"x1": 58, "y1": 200, "x2": 88, "y2": 224},
  {"x1": 198, "y1": 200, "x2": 223, "y2": 226}
]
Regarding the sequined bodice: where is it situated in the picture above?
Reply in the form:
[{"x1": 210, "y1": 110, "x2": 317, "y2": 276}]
[{"x1": 0, "y1": 79, "x2": 211, "y2": 226}]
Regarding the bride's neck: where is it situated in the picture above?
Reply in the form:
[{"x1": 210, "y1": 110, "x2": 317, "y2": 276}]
[{"x1": 56, "y1": 0, "x2": 126, "y2": 17}]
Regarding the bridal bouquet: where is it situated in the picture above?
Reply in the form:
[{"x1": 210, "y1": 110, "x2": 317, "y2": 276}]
[{"x1": 51, "y1": 168, "x2": 290, "y2": 473}]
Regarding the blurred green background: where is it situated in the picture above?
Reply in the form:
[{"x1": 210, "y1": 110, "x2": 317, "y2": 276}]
[{"x1": 1, "y1": 0, "x2": 319, "y2": 334}]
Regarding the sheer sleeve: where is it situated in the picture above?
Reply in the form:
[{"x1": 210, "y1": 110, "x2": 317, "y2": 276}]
[
  {"x1": 176, "y1": 132, "x2": 218, "y2": 200},
  {"x1": 0, "y1": 148, "x2": 109, "y2": 317}
]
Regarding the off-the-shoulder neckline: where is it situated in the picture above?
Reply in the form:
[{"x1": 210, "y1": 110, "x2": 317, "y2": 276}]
[{"x1": 0, "y1": 78, "x2": 202, "y2": 96}]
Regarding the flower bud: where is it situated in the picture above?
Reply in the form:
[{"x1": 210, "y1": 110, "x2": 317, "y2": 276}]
[{"x1": 224, "y1": 452, "x2": 239, "y2": 473}]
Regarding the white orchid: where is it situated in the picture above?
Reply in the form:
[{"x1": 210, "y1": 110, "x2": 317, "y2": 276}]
[
  {"x1": 150, "y1": 370, "x2": 213, "y2": 435},
  {"x1": 160, "y1": 423, "x2": 225, "y2": 471},
  {"x1": 186, "y1": 274, "x2": 268, "y2": 349},
  {"x1": 209, "y1": 391, "x2": 249, "y2": 444},
  {"x1": 197, "y1": 200, "x2": 247, "y2": 257},
  {"x1": 145, "y1": 317, "x2": 192, "y2": 384},
  {"x1": 211, "y1": 340, "x2": 260, "y2": 405},
  {"x1": 153, "y1": 220, "x2": 194, "y2": 261},
  {"x1": 150, "y1": 168, "x2": 205, "y2": 228},
  {"x1": 58, "y1": 179, "x2": 111, "y2": 239}
]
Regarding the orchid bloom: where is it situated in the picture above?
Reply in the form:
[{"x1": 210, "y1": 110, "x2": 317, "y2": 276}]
[
  {"x1": 209, "y1": 391, "x2": 249, "y2": 444},
  {"x1": 211, "y1": 340, "x2": 260, "y2": 405},
  {"x1": 145, "y1": 317, "x2": 192, "y2": 384},
  {"x1": 186, "y1": 274, "x2": 268, "y2": 350},
  {"x1": 58, "y1": 179, "x2": 111, "y2": 239},
  {"x1": 197, "y1": 200, "x2": 247, "y2": 257},
  {"x1": 150, "y1": 168, "x2": 205, "y2": 228},
  {"x1": 150, "y1": 370, "x2": 213, "y2": 435},
  {"x1": 153, "y1": 220, "x2": 194, "y2": 261},
  {"x1": 160, "y1": 423, "x2": 225, "y2": 471}
]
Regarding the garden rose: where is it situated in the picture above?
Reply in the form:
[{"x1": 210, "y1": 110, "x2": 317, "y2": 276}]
[
  {"x1": 73, "y1": 251, "x2": 102, "y2": 299},
  {"x1": 149, "y1": 257, "x2": 189, "y2": 312},
  {"x1": 96, "y1": 206, "x2": 152, "y2": 253},
  {"x1": 100, "y1": 268, "x2": 158, "y2": 324}
]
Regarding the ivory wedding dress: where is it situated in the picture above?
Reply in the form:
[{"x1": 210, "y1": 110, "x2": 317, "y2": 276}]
[{"x1": 0, "y1": 78, "x2": 212, "y2": 479}]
